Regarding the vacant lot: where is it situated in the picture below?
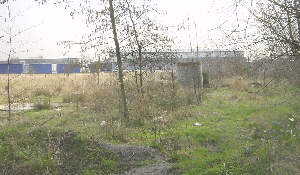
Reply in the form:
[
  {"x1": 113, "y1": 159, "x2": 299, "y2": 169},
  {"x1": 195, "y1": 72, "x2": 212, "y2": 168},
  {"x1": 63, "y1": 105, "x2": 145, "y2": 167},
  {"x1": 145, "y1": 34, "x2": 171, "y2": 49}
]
[{"x1": 0, "y1": 74, "x2": 299, "y2": 175}]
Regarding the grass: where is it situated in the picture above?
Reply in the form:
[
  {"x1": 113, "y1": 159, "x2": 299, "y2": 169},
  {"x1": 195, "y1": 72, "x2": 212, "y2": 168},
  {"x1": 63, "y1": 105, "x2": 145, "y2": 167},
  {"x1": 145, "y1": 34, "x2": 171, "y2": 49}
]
[
  {"x1": 0, "y1": 74, "x2": 299, "y2": 174},
  {"x1": 165, "y1": 88, "x2": 300, "y2": 175},
  {"x1": 0, "y1": 127, "x2": 122, "y2": 175}
]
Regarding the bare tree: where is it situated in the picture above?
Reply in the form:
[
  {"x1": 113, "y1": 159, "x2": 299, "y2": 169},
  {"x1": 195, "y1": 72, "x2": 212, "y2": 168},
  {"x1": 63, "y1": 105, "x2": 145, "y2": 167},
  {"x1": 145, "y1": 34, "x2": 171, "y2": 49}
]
[
  {"x1": 37, "y1": 0, "x2": 172, "y2": 120},
  {"x1": 6, "y1": 3, "x2": 12, "y2": 122},
  {"x1": 0, "y1": 1, "x2": 15, "y2": 122},
  {"x1": 38, "y1": 0, "x2": 131, "y2": 120},
  {"x1": 108, "y1": 0, "x2": 129, "y2": 121},
  {"x1": 1, "y1": 0, "x2": 44, "y2": 122},
  {"x1": 122, "y1": 0, "x2": 170, "y2": 94},
  {"x1": 251, "y1": 0, "x2": 300, "y2": 59}
]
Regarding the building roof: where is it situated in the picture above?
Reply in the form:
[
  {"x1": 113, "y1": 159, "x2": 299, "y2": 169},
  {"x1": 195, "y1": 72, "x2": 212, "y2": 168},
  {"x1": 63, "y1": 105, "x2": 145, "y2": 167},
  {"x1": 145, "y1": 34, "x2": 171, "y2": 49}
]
[
  {"x1": 108, "y1": 50, "x2": 245, "y2": 62},
  {"x1": 0, "y1": 58, "x2": 80, "y2": 64}
]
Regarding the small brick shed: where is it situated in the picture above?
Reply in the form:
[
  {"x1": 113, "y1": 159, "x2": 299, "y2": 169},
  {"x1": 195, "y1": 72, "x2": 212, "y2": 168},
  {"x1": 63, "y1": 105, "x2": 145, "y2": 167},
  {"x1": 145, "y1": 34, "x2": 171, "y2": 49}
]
[{"x1": 177, "y1": 61, "x2": 203, "y2": 88}]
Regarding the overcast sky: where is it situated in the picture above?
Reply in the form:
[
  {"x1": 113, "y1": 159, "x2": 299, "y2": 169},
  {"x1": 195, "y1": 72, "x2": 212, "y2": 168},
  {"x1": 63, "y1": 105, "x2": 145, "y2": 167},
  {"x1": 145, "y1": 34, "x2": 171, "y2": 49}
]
[{"x1": 0, "y1": 0, "x2": 250, "y2": 60}]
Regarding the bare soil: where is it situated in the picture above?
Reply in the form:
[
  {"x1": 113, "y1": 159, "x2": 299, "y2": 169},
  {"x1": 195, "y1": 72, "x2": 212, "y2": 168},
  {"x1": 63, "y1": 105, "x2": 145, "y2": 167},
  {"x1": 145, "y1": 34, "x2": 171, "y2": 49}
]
[{"x1": 97, "y1": 140, "x2": 179, "y2": 175}]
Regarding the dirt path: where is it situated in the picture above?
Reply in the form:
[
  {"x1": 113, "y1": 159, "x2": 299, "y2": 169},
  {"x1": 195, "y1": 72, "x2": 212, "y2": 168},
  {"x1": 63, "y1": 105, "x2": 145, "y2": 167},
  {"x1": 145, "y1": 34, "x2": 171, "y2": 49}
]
[{"x1": 97, "y1": 140, "x2": 179, "y2": 175}]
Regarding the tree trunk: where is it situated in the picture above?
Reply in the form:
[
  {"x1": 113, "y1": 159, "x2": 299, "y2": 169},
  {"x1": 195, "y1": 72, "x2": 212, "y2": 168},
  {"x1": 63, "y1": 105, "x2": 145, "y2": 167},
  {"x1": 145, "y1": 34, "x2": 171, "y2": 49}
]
[
  {"x1": 200, "y1": 62, "x2": 203, "y2": 89},
  {"x1": 7, "y1": 46, "x2": 11, "y2": 123},
  {"x1": 97, "y1": 71, "x2": 100, "y2": 85},
  {"x1": 108, "y1": 0, "x2": 129, "y2": 121},
  {"x1": 138, "y1": 46, "x2": 143, "y2": 94},
  {"x1": 134, "y1": 65, "x2": 139, "y2": 93},
  {"x1": 170, "y1": 59, "x2": 176, "y2": 111},
  {"x1": 97, "y1": 57, "x2": 100, "y2": 85},
  {"x1": 7, "y1": 5, "x2": 12, "y2": 123},
  {"x1": 286, "y1": 4, "x2": 297, "y2": 55}
]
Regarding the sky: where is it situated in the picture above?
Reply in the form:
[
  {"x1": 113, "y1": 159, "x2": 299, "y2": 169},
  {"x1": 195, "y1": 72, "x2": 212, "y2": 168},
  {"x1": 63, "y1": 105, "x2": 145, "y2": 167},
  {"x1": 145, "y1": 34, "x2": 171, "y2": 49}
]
[{"x1": 0, "y1": 0, "x2": 251, "y2": 60}]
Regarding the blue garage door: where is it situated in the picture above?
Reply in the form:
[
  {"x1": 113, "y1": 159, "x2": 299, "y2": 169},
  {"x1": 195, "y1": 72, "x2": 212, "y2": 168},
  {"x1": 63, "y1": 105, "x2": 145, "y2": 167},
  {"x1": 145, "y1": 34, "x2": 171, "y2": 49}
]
[
  {"x1": 0, "y1": 64, "x2": 23, "y2": 74},
  {"x1": 29, "y1": 64, "x2": 52, "y2": 74},
  {"x1": 57, "y1": 64, "x2": 81, "y2": 74}
]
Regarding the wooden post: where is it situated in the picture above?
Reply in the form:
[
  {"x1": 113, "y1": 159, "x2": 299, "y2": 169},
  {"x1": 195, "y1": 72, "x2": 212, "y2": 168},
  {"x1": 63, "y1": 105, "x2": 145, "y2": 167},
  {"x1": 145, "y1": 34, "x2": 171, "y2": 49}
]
[{"x1": 263, "y1": 69, "x2": 266, "y2": 86}]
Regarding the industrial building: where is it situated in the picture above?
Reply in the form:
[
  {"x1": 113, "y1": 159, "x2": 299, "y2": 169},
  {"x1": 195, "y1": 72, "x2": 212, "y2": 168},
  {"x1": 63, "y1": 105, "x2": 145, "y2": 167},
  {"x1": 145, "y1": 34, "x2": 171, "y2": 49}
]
[
  {"x1": 0, "y1": 50, "x2": 246, "y2": 74},
  {"x1": 0, "y1": 64, "x2": 24, "y2": 74},
  {"x1": 106, "y1": 50, "x2": 245, "y2": 72},
  {"x1": 0, "y1": 58, "x2": 81, "y2": 74}
]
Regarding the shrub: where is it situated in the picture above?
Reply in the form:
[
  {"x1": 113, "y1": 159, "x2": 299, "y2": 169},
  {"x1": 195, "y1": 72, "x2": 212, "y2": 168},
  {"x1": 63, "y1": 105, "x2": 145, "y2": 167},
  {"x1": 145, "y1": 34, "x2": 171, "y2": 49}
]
[
  {"x1": 229, "y1": 76, "x2": 249, "y2": 91},
  {"x1": 32, "y1": 87, "x2": 52, "y2": 97},
  {"x1": 33, "y1": 98, "x2": 50, "y2": 110}
]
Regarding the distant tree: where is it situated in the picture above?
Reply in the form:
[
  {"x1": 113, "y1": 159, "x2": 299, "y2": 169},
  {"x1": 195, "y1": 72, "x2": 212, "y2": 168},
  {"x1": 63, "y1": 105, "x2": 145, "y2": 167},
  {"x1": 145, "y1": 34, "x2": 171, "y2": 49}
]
[
  {"x1": 88, "y1": 55, "x2": 102, "y2": 85},
  {"x1": 35, "y1": 0, "x2": 130, "y2": 121},
  {"x1": 122, "y1": 0, "x2": 171, "y2": 94},
  {"x1": 1, "y1": 0, "x2": 39, "y2": 122},
  {"x1": 251, "y1": 0, "x2": 300, "y2": 60},
  {"x1": 4, "y1": 2, "x2": 13, "y2": 122},
  {"x1": 36, "y1": 0, "x2": 174, "y2": 120},
  {"x1": 0, "y1": 1, "x2": 19, "y2": 122}
]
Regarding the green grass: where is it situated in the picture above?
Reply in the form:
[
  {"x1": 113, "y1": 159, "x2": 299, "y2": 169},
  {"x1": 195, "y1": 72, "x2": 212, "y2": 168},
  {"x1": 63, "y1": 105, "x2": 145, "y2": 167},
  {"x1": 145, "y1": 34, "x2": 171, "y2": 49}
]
[
  {"x1": 0, "y1": 127, "x2": 122, "y2": 175},
  {"x1": 0, "y1": 84, "x2": 299, "y2": 174},
  {"x1": 123, "y1": 86, "x2": 300, "y2": 174},
  {"x1": 162, "y1": 87, "x2": 300, "y2": 175}
]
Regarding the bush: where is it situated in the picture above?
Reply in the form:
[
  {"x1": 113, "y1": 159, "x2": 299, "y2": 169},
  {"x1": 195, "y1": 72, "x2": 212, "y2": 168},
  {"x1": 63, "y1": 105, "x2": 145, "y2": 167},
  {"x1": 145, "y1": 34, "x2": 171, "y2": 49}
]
[
  {"x1": 62, "y1": 94, "x2": 72, "y2": 103},
  {"x1": 32, "y1": 87, "x2": 52, "y2": 97},
  {"x1": 33, "y1": 98, "x2": 50, "y2": 110},
  {"x1": 229, "y1": 76, "x2": 249, "y2": 91}
]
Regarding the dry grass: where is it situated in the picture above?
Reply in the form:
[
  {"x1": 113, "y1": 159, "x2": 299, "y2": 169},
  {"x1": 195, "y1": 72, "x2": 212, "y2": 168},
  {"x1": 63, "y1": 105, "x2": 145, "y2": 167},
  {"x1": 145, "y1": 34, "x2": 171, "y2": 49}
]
[
  {"x1": 0, "y1": 73, "x2": 115, "y2": 102},
  {"x1": 0, "y1": 72, "x2": 299, "y2": 175},
  {"x1": 0, "y1": 72, "x2": 182, "y2": 122},
  {"x1": 227, "y1": 76, "x2": 249, "y2": 90}
]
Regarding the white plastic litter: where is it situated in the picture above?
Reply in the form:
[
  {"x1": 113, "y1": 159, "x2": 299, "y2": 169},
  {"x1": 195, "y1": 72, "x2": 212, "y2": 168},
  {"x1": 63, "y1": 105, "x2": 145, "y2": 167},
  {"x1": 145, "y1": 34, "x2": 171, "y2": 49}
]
[
  {"x1": 100, "y1": 121, "x2": 106, "y2": 126},
  {"x1": 194, "y1": 122, "x2": 202, "y2": 127}
]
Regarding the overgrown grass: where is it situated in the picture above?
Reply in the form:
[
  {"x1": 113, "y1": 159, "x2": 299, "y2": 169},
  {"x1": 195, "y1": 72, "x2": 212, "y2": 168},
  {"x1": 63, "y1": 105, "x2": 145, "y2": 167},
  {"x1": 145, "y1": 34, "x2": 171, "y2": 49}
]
[
  {"x1": 0, "y1": 126, "x2": 122, "y2": 175},
  {"x1": 160, "y1": 88, "x2": 300, "y2": 175},
  {"x1": 0, "y1": 74, "x2": 299, "y2": 174}
]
